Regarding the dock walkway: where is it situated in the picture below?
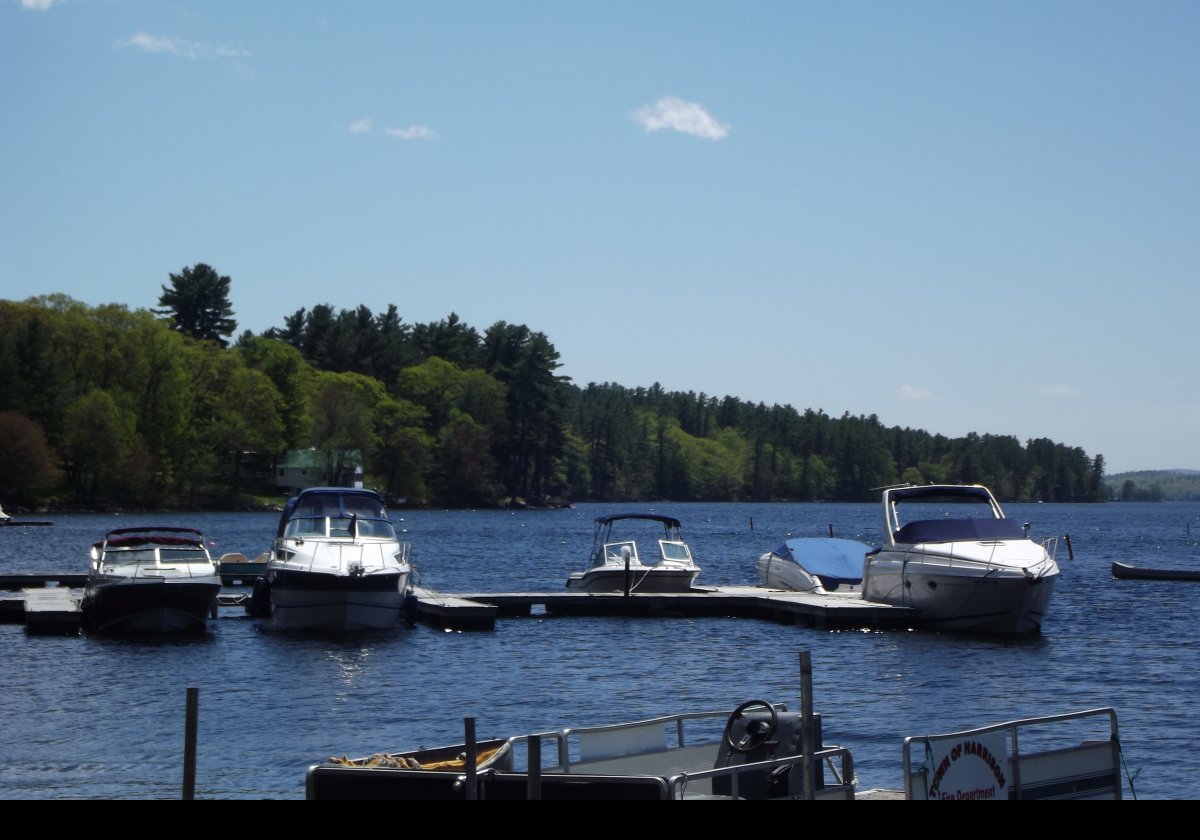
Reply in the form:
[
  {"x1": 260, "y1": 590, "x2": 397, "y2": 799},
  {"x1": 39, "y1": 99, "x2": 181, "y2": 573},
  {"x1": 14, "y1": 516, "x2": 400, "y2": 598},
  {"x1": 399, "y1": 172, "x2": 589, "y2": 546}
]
[
  {"x1": 3, "y1": 575, "x2": 917, "y2": 634},
  {"x1": 442, "y1": 585, "x2": 913, "y2": 630},
  {"x1": 20, "y1": 587, "x2": 83, "y2": 635}
]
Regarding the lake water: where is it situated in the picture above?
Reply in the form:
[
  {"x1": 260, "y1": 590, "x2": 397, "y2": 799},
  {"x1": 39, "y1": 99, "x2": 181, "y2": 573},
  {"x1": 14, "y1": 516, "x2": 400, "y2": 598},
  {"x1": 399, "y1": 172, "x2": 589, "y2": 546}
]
[{"x1": 1, "y1": 500, "x2": 1197, "y2": 800}]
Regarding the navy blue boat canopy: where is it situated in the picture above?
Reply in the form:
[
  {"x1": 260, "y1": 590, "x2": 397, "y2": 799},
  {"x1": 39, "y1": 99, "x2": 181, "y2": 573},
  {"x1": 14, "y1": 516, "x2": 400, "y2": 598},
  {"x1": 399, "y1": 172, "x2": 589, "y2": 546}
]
[
  {"x1": 594, "y1": 513, "x2": 683, "y2": 529},
  {"x1": 279, "y1": 488, "x2": 388, "y2": 536},
  {"x1": 888, "y1": 485, "x2": 994, "y2": 505},
  {"x1": 894, "y1": 518, "x2": 1026, "y2": 544}
]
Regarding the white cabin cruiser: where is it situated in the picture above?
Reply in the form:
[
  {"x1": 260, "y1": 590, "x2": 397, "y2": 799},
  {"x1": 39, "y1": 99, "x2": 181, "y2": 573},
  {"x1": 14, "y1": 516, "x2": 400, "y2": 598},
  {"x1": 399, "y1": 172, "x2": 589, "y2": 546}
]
[
  {"x1": 250, "y1": 487, "x2": 413, "y2": 632},
  {"x1": 861, "y1": 484, "x2": 1060, "y2": 635},
  {"x1": 81, "y1": 526, "x2": 222, "y2": 635}
]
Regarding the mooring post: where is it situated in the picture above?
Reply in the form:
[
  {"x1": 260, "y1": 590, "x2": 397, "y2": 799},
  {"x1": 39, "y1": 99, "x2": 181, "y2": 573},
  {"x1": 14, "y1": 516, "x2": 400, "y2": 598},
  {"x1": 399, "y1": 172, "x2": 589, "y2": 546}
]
[
  {"x1": 527, "y1": 734, "x2": 542, "y2": 800},
  {"x1": 464, "y1": 717, "x2": 478, "y2": 800},
  {"x1": 183, "y1": 686, "x2": 198, "y2": 800},
  {"x1": 800, "y1": 651, "x2": 815, "y2": 800}
]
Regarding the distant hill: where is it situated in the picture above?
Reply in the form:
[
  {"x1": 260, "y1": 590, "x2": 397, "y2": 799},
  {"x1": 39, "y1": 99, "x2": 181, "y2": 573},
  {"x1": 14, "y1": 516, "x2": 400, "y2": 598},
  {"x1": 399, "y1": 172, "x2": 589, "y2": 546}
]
[{"x1": 1103, "y1": 470, "x2": 1200, "y2": 502}]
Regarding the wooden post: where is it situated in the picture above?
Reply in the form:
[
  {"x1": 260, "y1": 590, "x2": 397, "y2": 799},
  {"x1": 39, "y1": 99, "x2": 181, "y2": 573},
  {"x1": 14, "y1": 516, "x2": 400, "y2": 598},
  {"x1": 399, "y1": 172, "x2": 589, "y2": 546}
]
[
  {"x1": 799, "y1": 651, "x2": 815, "y2": 801},
  {"x1": 828, "y1": 523, "x2": 833, "y2": 538},
  {"x1": 183, "y1": 687, "x2": 198, "y2": 800},
  {"x1": 527, "y1": 735, "x2": 542, "y2": 800},
  {"x1": 463, "y1": 717, "x2": 478, "y2": 800}
]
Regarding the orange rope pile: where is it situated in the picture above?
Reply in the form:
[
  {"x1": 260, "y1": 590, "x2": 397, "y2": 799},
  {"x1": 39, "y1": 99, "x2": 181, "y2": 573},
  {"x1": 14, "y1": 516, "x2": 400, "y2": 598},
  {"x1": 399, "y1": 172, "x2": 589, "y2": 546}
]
[{"x1": 328, "y1": 745, "x2": 504, "y2": 771}]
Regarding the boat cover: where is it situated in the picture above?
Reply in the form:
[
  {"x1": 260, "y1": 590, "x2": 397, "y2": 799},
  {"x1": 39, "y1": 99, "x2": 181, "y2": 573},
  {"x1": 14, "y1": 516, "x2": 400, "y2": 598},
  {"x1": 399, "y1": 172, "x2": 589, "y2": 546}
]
[
  {"x1": 771, "y1": 538, "x2": 868, "y2": 585},
  {"x1": 893, "y1": 518, "x2": 1026, "y2": 544}
]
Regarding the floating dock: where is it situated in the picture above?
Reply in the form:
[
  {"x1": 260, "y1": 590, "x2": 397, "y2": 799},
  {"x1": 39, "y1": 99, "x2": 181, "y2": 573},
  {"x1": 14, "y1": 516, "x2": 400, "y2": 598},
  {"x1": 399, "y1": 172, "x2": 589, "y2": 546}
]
[
  {"x1": 20, "y1": 587, "x2": 83, "y2": 635},
  {"x1": 2, "y1": 575, "x2": 917, "y2": 635},
  {"x1": 443, "y1": 585, "x2": 915, "y2": 630},
  {"x1": 0, "y1": 575, "x2": 87, "y2": 630}
]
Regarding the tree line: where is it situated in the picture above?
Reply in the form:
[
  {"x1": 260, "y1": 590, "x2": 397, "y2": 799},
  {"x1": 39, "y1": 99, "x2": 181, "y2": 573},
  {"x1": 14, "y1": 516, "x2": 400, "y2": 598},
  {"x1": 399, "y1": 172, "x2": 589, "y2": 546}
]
[
  {"x1": 0, "y1": 267, "x2": 1108, "y2": 509},
  {"x1": 1105, "y1": 471, "x2": 1200, "y2": 502}
]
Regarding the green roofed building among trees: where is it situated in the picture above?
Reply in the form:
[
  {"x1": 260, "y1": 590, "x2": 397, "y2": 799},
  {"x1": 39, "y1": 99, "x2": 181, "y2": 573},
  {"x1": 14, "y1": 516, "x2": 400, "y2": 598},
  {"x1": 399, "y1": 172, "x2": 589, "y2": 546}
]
[{"x1": 274, "y1": 449, "x2": 364, "y2": 495}]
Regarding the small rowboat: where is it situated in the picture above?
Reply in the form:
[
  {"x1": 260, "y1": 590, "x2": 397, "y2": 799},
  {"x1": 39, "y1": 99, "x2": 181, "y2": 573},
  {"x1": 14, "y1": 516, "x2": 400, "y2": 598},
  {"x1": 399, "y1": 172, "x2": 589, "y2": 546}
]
[{"x1": 1111, "y1": 561, "x2": 1200, "y2": 582}]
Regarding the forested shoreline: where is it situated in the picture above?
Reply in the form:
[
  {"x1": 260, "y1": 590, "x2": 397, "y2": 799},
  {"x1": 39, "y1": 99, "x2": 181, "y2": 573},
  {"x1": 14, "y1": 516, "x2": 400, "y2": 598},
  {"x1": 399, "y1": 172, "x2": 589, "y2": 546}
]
[{"x1": 1, "y1": 279, "x2": 1108, "y2": 511}]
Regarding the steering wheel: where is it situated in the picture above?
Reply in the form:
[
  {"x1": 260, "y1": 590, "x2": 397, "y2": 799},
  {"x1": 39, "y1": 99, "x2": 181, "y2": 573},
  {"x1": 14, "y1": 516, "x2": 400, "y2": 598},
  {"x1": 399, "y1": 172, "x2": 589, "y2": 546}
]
[{"x1": 722, "y1": 699, "x2": 779, "y2": 754}]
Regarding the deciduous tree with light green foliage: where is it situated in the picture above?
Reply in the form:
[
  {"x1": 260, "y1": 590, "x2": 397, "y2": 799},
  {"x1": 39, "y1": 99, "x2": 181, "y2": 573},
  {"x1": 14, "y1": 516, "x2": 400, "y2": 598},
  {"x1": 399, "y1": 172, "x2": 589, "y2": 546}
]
[
  {"x1": 236, "y1": 334, "x2": 314, "y2": 450},
  {"x1": 61, "y1": 389, "x2": 129, "y2": 501},
  {"x1": 310, "y1": 370, "x2": 384, "y2": 486},
  {"x1": 372, "y1": 396, "x2": 434, "y2": 501}
]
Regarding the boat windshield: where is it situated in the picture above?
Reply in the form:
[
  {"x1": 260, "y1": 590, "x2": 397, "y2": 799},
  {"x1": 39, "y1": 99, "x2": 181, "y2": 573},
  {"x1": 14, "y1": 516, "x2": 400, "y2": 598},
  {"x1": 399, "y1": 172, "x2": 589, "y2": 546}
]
[
  {"x1": 659, "y1": 540, "x2": 693, "y2": 563},
  {"x1": 893, "y1": 498, "x2": 997, "y2": 527},
  {"x1": 105, "y1": 548, "x2": 158, "y2": 564},
  {"x1": 158, "y1": 546, "x2": 212, "y2": 561},
  {"x1": 600, "y1": 541, "x2": 638, "y2": 566},
  {"x1": 293, "y1": 491, "x2": 385, "y2": 518},
  {"x1": 283, "y1": 515, "x2": 397, "y2": 540},
  {"x1": 105, "y1": 546, "x2": 211, "y2": 563}
]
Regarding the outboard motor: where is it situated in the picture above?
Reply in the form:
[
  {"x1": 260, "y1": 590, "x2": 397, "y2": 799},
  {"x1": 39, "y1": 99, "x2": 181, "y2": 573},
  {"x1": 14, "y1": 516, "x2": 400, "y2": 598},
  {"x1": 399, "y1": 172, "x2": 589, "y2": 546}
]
[
  {"x1": 712, "y1": 702, "x2": 823, "y2": 799},
  {"x1": 248, "y1": 576, "x2": 273, "y2": 618}
]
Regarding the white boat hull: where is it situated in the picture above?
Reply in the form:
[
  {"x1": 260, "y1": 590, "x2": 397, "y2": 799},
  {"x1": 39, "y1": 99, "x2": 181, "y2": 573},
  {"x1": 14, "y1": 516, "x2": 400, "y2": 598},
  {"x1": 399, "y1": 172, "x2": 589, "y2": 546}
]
[
  {"x1": 755, "y1": 538, "x2": 868, "y2": 594},
  {"x1": 862, "y1": 548, "x2": 1058, "y2": 634},
  {"x1": 251, "y1": 488, "x2": 414, "y2": 632},
  {"x1": 566, "y1": 567, "x2": 699, "y2": 593},
  {"x1": 568, "y1": 513, "x2": 703, "y2": 594},
  {"x1": 757, "y1": 552, "x2": 824, "y2": 593}
]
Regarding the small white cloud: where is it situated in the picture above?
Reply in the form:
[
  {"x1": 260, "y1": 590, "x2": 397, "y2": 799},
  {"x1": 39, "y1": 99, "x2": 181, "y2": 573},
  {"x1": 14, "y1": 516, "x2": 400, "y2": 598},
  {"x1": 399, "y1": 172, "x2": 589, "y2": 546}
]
[
  {"x1": 116, "y1": 31, "x2": 249, "y2": 60},
  {"x1": 349, "y1": 118, "x2": 373, "y2": 134},
  {"x1": 384, "y1": 125, "x2": 439, "y2": 141},
  {"x1": 630, "y1": 96, "x2": 730, "y2": 140},
  {"x1": 20, "y1": 0, "x2": 59, "y2": 10},
  {"x1": 899, "y1": 385, "x2": 936, "y2": 401},
  {"x1": 1035, "y1": 385, "x2": 1080, "y2": 397}
]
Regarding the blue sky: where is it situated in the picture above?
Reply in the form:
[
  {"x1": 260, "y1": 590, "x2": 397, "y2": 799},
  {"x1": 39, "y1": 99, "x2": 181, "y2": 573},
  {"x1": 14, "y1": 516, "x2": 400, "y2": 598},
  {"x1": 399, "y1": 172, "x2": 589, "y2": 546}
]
[{"x1": 2, "y1": 1, "x2": 1196, "y2": 475}]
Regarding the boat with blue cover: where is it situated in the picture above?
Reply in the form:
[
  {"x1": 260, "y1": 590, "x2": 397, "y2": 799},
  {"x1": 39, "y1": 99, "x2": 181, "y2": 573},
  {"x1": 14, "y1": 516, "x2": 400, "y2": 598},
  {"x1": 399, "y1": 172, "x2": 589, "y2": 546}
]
[{"x1": 756, "y1": 537, "x2": 869, "y2": 594}]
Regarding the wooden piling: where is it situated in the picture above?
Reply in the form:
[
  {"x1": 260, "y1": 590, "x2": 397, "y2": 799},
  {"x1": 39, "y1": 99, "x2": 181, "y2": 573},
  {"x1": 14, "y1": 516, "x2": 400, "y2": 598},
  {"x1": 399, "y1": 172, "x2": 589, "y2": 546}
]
[
  {"x1": 463, "y1": 717, "x2": 478, "y2": 801},
  {"x1": 799, "y1": 650, "x2": 815, "y2": 801},
  {"x1": 183, "y1": 687, "x2": 198, "y2": 800}
]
